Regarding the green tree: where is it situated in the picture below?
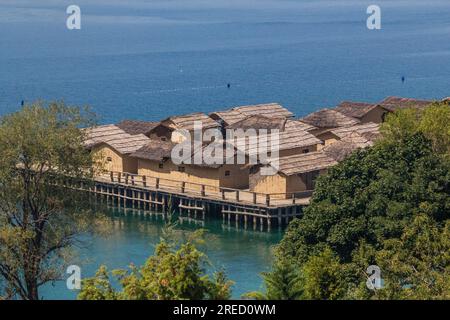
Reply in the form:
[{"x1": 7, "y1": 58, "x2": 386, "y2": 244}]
[
  {"x1": 275, "y1": 105, "x2": 449, "y2": 299},
  {"x1": 0, "y1": 102, "x2": 107, "y2": 300},
  {"x1": 78, "y1": 231, "x2": 233, "y2": 300},
  {"x1": 375, "y1": 214, "x2": 450, "y2": 299},
  {"x1": 381, "y1": 102, "x2": 450, "y2": 155},
  {"x1": 278, "y1": 133, "x2": 449, "y2": 265},
  {"x1": 243, "y1": 261, "x2": 303, "y2": 300},
  {"x1": 301, "y1": 247, "x2": 346, "y2": 300}
]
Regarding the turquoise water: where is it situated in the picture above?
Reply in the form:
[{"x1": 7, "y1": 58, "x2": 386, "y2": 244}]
[{"x1": 40, "y1": 207, "x2": 283, "y2": 300}]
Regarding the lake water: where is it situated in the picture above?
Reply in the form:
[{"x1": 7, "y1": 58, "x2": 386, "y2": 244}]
[
  {"x1": 40, "y1": 208, "x2": 283, "y2": 300},
  {"x1": 1, "y1": 1, "x2": 450, "y2": 122},
  {"x1": 1, "y1": 0, "x2": 450, "y2": 299}
]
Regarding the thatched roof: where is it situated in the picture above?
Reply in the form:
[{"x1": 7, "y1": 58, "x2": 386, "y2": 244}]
[
  {"x1": 84, "y1": 124, "x2": 150, "y2": 155},
  {"x1": 189, "y1": 141, "x2": 237, "y2": 168},
  {"x1": 331, "y1": 122, "x2": 380, "y2": 140},
  {"x1": 379, "y1": 96, "x2": 432, "y2": 112},
  {"x1": 116, "y1": 120, "x2": 159, "y2": 136},
  {"x1": 130, "y1": 139, "x2": 176, "y2": 162},
  {"x1": 234, "y1": 103, "x2": 293, "y2": 118},
  {"x1": 161, "y1": 112, "x2": 220, "y2": 131},
  {"x1": 132, "y1": 138, "x2": 236, "y2": 168},
  {"x1": 299, "y1": 109, "x2": 359, "y2": 129},
  {"x1": 227, "y1": 115, "x2": 286, "y2": 131},
  {"x1": 323, "y1": 132, "x2": 373, "y2": 161},
  {"x1": 210, "y1": 103, "x2": 293, "y2": 126},
  {"x1": 278, "y1": 121, "x2": 322, "y2": 150},
  {"x1": 228, "y1": 117, "x2": 321, "y2": 156},
  {"x1": 275, "y1": 151, "x2": 338, "y2": 176},
  {"x1": 284, "y1": 119, "x2": 316, "y2": 132},
  {"x1": 334, "y1": 101, "x2": 387, "y2": 119}
]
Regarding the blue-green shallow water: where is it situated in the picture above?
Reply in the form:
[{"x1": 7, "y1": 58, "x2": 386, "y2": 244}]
[{"x1": 40, "y1": 208, "x2": 283, "y2": 300}]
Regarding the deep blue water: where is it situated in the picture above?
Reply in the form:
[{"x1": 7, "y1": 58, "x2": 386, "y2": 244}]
[
  {"x1": 1, "y1": 0, "x2": 450, "y2": 299},
  {"x1": 1, "y1": 0, "x2": 450, "y2": 122}
]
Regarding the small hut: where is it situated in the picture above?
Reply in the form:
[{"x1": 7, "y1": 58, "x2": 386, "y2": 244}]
[
  {"x1": 84, "y1": 124, "x2": 149, "y2": 174},
  {"x1": 334, "y1": 101, "x2": 390, "y2": 124},
  {"x1": 116, "y1": 120, "x2": 159, "y2": 136},
  {"x1": 378, "y1": 96, "x2": 432, "y2": 112},
  {"x1": 330, "y1": 122, "x2": 381, "y2": 142},
  {"x1": 210, "y1": 103, "x2": 294, "y2": 127},
  {"x1": 227, "y1": 116, "x2": 322, "y2": 158},
  {"x1": 131, "y1": 139, "x2": 249, "y2": 192},
  {"x1": 299, "y1": 109, "x2": 360, "y2": 148},
  {"x1": 249, "y1": 151, "x2": 337, "y2": 198},
  {"x1": 148, "y1": 112, "x2": 220, "y2": 143},
  {"x1": 323, "y1": 132, "x2": 374, "y2": 161}
]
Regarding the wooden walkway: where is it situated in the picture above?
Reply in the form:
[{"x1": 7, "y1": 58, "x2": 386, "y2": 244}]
[{"x1": 62, "y1": 171, "x2": 312, "y2": 231}]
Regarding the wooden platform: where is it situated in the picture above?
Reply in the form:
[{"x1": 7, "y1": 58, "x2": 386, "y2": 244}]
[{"x1": 59, "y1": 172, "x2": 312, "y2": 231}]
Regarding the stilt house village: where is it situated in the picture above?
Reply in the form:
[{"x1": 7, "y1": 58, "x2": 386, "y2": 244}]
[{"x1": 84, "y1": 96, "x2": 435, "y2": 203}]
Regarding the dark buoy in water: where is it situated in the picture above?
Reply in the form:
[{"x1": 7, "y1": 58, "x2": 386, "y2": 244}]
[
  {"x1": 21, "y1": 100, "x2": 24, "y2": 107},
  {"x1": 227, "y1": 83, "x2": 231, "y2": 89},
  {"x1": 401, "y1": 76, "x2": 405, "y2": 83}
]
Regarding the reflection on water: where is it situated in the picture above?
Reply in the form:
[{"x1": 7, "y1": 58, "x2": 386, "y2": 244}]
[{"x1": 41, "y1": 206, "x2": 283, "y2": 299}]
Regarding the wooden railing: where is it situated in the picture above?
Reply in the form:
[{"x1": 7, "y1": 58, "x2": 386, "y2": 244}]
[{"x1": 97, "y1": 171, "x2": 313, "y2": 206}]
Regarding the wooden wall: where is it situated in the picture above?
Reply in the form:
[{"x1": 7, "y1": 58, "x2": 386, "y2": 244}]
[
  {"x1": 249, "y1": 170, "x2": 287, "y2": 199},
  {"x1": 315, "y1": 131, "x2": 338, "y2": 150},
  {"x1": 250, "y1": 168, "x2": 327, "y2": 198},
  {"x1": 360, "y1": 106, "x2": 389, "y2": 124},
  {"x1": 92, "y1": 144, "x2": 138, "y2": 174},
  {"x1": 137, "y1": 159, "x2": 248, "y2": 192}
]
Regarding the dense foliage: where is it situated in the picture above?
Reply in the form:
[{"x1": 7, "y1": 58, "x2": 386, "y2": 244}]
[
  {"x1": 278, "y1": 133, "x2": 449, "y2": 264},
  {"x1": 260, "y1": 103, "x2": 450, "y2": 299},
  {"x1": 243, "y1": 261, "x2": 303, "y2": 300}
]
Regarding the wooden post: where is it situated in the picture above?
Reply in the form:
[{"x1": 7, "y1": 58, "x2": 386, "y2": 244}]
[
  {"x1": 156, "y1": 178, "x2": 160, "y2": 189},
  {"x1": 253, "y1": 193, "x2": 257, "y2": 204},
  {"x1": 142, "y1": 175, "x2": 147, "y2": 187},
  {"x1": 266, "y1": 194, "x2": 270, "y2": 206},
  {"x1": 125, "y1": 174, "x2": 128, "y2": 185},
  {"x1": 162, "y1": 195, "x2": 166, "y2": 213},
  {"x1": 201, "y1": 185, "x2": 205, "y2": 196},
  {"x1": 131, "y1": 175, "x2": 135, "y2": 186},
  {"x1": 235, "y1": 190, "x2": 239, "y2": 202},
  {"x1": 118, "y1": 172, "x2": 121, "y2": 183},
  {"x1": 202, "y1": 202, "x2": 206, "y2": 220},
  {"x1": 110, "y1": 171, "x2": 114, "y2": 182},
  {"x1": 181, "y1": 182, "x2": 186, "y2": 193},
  {"x1": 221, "y1": 189, "x2": 225, "y2": 200}
]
